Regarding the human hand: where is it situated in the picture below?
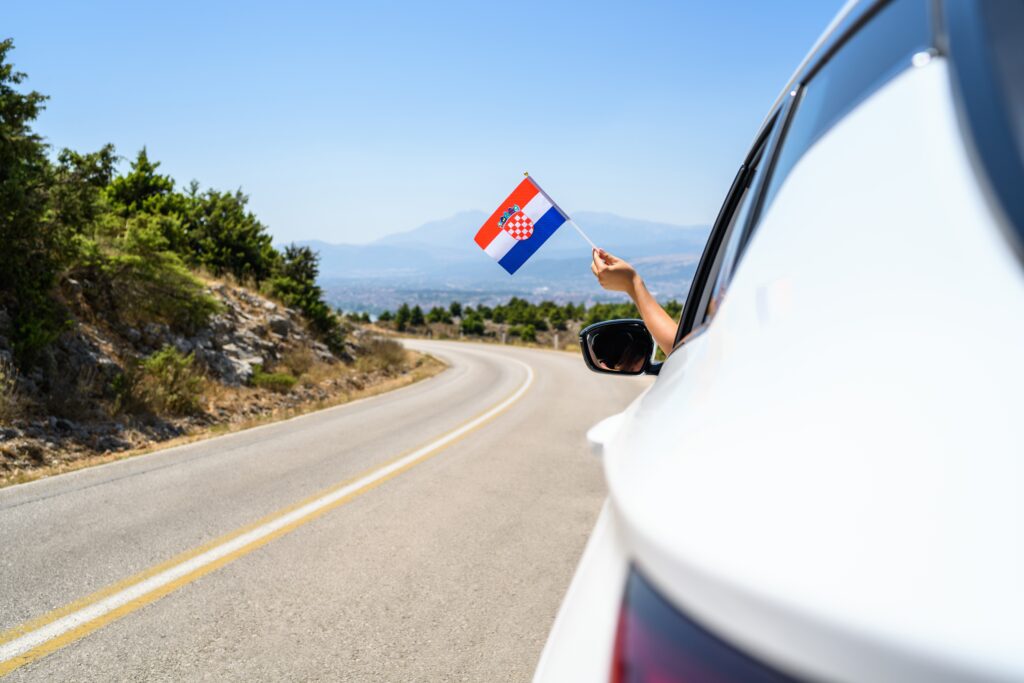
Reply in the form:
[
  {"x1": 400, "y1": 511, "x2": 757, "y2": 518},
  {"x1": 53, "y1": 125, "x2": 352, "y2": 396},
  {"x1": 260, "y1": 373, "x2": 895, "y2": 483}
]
[{"x1": 591, "y1": 248, "x2": 640, "y2": 297}]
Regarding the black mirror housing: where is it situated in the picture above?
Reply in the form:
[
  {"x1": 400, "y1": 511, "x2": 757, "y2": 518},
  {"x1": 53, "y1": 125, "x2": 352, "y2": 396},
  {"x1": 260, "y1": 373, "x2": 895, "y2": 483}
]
[{"x1": 579, "y1": 319, "x2": 657, "y2": 376}]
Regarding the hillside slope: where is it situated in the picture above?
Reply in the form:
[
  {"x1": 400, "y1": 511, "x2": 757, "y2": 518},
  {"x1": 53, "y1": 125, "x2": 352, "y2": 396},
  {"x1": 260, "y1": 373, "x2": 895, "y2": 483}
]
[{"x1": 0, "y1": 277, "x2": 436, "y2": 486}]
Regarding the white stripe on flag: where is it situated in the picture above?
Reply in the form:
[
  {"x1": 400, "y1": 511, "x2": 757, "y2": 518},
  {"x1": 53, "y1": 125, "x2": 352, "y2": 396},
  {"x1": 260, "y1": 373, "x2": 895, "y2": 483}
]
[
  {"x1": 521, "y1": 193, "x2": 553, "y2": 224},
  {"x1": 484, "y1": 229, "x2": 518, "y2": 261}
]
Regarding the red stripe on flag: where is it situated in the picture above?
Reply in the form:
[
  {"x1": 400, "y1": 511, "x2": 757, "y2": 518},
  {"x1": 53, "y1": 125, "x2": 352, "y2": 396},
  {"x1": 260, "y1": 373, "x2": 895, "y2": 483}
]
[{"x1": 474, "y1": 178, "x2": 540, "y2": 248}]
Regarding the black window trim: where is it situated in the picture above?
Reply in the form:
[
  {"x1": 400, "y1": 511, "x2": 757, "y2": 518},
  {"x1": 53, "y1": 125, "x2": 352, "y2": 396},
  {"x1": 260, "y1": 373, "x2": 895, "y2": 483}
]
[
  {"x1": 674, "y1": 111, "x2": 781, "y2": 347},
  {"x1": 734, "y1": 89, "x2": 799, "y2": 269}
]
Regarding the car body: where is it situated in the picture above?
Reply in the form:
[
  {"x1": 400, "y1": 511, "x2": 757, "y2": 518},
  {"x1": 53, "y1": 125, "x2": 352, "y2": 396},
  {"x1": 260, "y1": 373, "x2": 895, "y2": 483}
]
[{"x1": 534, "y1": 1, "x2": 1024, "y2": 681}]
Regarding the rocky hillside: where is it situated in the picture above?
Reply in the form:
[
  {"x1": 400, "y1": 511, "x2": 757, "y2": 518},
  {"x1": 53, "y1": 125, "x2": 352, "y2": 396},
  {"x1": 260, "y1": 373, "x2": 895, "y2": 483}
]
[{"x1": 0, "y1": 279, "x2": 438, "y2": 486}]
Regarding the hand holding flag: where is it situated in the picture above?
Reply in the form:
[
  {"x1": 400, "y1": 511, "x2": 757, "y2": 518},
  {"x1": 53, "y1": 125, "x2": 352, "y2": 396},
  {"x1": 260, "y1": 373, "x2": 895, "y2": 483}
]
[{"x1": 474, "y1": 174, "x2": 596, "y2": 274}]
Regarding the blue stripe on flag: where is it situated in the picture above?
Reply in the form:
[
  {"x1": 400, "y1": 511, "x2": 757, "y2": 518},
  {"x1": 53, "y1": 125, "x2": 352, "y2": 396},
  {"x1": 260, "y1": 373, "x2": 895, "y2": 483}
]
[{"x1": 497, "y1": 207, "x2": 567, "y2": 274}]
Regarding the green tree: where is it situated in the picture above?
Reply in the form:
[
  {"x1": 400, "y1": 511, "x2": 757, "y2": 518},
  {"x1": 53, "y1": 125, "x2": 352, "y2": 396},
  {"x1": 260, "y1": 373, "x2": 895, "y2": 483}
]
[
  {"x1": 51, "y1": 145, "x2": 117, "y2": 236},
  {"x1": 410, "y1": 305, "x2": 425, "y2": 326},
  {"x1": 426, "y1": 306, "x2": 452, "y2": 324},
  {"x1": 185, "y1": 188, "x2": 278, "y2": 283},
  {"x1": 664, "y1": 299, "x2": 683, "y2": 320},
  {"x1": 448, "y1": 301, "x2": 462, "y2": 318},
  {"x1": 549, "y1": 307, "x2": 567, "y2": 331},
  {"x1": 276, "y1": 243, "x2": 317, "y2": 285},
  {"x1": 106, "y1": 148, "x2": 175, "y2": 216},
  {"x1": 395, "y1": 303, "x2": 411, "y2": 331},
  {"x1": 460, "y1": 314, "x2": 485, "y2": 336},
  {"x1": 0, "y1": 39, "x2": 67, "y2": 361},
  {"x1": 377, "y1": 310, "x2": 393, "y2": 322},
  {"x1": 538, "y1": 300, "x2": 557, "y2": 321},
  {"x1": 267, "y1": 244, "x2": 343, "y2": 352}
]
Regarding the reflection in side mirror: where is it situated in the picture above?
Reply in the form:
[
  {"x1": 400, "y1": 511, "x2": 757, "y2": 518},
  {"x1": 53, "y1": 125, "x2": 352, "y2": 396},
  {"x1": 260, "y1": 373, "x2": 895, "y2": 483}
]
[{"x1": 579, "y1": 319, "x2": 656, "y2": 376}]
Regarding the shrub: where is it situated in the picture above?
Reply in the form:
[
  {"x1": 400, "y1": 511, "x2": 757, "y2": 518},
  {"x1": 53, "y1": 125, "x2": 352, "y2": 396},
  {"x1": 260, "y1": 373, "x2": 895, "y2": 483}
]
[
  {"x1": 251, "y1": 365, "x2": 297, "y2": 393},
  {"x1": 126, "y1": 346, "x2": 205, "y2": 416},
  {"x1": 356, "y1": 337, "x2": 406, "y2": 374},
  {"x1": 460, "y1": 314, "x2": 485, "y2": 336},
  {"x1": 95, "y1": 214, "x2": 221, "y2": 333},
  {"x1": 426, "y1": 306, "x2": 452, "y2": 324}
]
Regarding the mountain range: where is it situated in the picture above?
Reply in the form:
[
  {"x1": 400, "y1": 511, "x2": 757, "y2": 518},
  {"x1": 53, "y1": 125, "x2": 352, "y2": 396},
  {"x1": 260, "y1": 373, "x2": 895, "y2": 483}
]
[{"x1": 299, "y1": 212, "x2": 710, "y2": 313}]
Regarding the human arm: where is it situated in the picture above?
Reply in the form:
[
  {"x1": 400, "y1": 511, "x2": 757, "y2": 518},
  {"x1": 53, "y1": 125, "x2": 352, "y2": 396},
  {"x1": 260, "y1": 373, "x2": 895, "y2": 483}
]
[{"x1": 591, "y1": 248, "x2": 677, "y2": 355}]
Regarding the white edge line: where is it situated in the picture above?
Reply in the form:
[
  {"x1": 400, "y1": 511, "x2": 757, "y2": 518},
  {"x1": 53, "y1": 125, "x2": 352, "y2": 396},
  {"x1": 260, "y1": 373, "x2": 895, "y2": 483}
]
[{"x1": 0, "y1": 354, "x2": 534, "y2": 664}]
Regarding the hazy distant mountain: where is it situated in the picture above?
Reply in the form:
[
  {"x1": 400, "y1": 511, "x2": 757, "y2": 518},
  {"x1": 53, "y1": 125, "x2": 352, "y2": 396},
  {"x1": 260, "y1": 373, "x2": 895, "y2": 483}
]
[
  {"x1": 372, "y1": 210, "x2": 708, "y2": 257},
  {"x1": 298, "y1": 212, "x2": 709, "y2": 312}
]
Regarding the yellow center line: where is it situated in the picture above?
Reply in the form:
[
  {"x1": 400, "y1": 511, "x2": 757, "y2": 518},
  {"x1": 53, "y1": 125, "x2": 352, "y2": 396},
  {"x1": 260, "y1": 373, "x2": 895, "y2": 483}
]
[{"x1": 0, "y1": 352, "x2": 534, "y2": 677}]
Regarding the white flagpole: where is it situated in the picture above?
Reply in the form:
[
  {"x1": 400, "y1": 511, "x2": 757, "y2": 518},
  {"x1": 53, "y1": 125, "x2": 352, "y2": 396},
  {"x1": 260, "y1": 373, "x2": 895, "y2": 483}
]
[
  {"x1": 566, "y1": 219, "x2": 598, "y2": 251},
  {"x1": 524, "y1": 172, "x2": 599, "y2": 251}
]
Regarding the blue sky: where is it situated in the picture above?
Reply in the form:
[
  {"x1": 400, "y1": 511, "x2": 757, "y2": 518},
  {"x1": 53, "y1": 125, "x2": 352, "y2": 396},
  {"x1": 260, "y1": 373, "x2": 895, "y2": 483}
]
[{"x1": 7, "y1": 1, "x2": 841, "y2": 244}]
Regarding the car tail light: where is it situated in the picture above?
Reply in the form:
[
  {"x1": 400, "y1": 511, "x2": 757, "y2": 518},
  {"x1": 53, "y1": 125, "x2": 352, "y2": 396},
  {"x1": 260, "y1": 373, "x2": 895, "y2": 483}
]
[{"x1": 611, "y1": 569, "x2": 800, "y2": 683}]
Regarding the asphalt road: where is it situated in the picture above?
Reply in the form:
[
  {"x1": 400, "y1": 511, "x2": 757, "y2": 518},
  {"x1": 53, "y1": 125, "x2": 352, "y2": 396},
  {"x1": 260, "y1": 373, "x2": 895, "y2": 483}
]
[{"x1": 0, "y1": 340, "x2": 648, "y2": 681}]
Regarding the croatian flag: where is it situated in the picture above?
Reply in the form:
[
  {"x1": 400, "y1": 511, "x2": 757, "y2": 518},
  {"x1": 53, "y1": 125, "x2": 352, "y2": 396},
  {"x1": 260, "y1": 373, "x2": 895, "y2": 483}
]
[{"x1": 474, "y1": 176, "x2": 570, "y2": 274}]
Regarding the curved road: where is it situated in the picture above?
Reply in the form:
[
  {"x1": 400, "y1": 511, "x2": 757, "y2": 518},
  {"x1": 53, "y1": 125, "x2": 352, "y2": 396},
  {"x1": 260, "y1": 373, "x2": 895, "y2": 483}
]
[{"x1": 0, "y1": 341, "x2": 647, "y2": 681}]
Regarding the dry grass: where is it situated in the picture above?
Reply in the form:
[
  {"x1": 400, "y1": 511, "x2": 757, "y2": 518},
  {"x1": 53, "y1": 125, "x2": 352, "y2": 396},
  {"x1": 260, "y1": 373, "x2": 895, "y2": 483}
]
[
  {"x1": 297, "y1": 357, "x2": 343, "y2": 387},
  {"x1": 0, "y1": 356, "x2": 26, "y2": 423},
  {"x1": 0, "y1": 351, "x2": 446, "y2": 489},
  {"x1": 355, "y1": 337, "x2": 407, "y2": 374},
  {"x1": 44, "y1": 364, "x2": 101, "y2": 420},
  {"x1": 280, "y1": 347, "x2": 316, "y2": 376}
]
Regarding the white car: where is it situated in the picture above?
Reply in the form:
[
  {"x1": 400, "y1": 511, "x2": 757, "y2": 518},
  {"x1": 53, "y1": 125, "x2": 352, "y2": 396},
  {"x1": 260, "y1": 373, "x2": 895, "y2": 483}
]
[{"x1": 535, "y1": 1, "x2": 1024, "y2": 681}]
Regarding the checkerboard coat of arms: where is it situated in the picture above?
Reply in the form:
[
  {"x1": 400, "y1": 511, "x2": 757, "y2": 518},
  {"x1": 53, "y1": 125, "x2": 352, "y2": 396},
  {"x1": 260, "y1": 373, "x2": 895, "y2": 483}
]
[{"x1": 497, "y1": 204, "x2": 534, "y2": 241}]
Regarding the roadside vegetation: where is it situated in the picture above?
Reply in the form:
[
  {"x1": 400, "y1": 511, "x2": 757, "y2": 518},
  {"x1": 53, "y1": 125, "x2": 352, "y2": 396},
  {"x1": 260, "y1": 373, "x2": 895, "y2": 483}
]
[{"x1": 374, "y1": 297, "x2": 683, "y2": 348}]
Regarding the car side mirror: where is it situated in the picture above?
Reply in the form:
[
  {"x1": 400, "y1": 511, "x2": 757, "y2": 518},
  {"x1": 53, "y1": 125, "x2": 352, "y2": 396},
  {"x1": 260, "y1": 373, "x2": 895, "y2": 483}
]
[{"x1": 579, "y1": 319, "x2": 659, "y2": 376}]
